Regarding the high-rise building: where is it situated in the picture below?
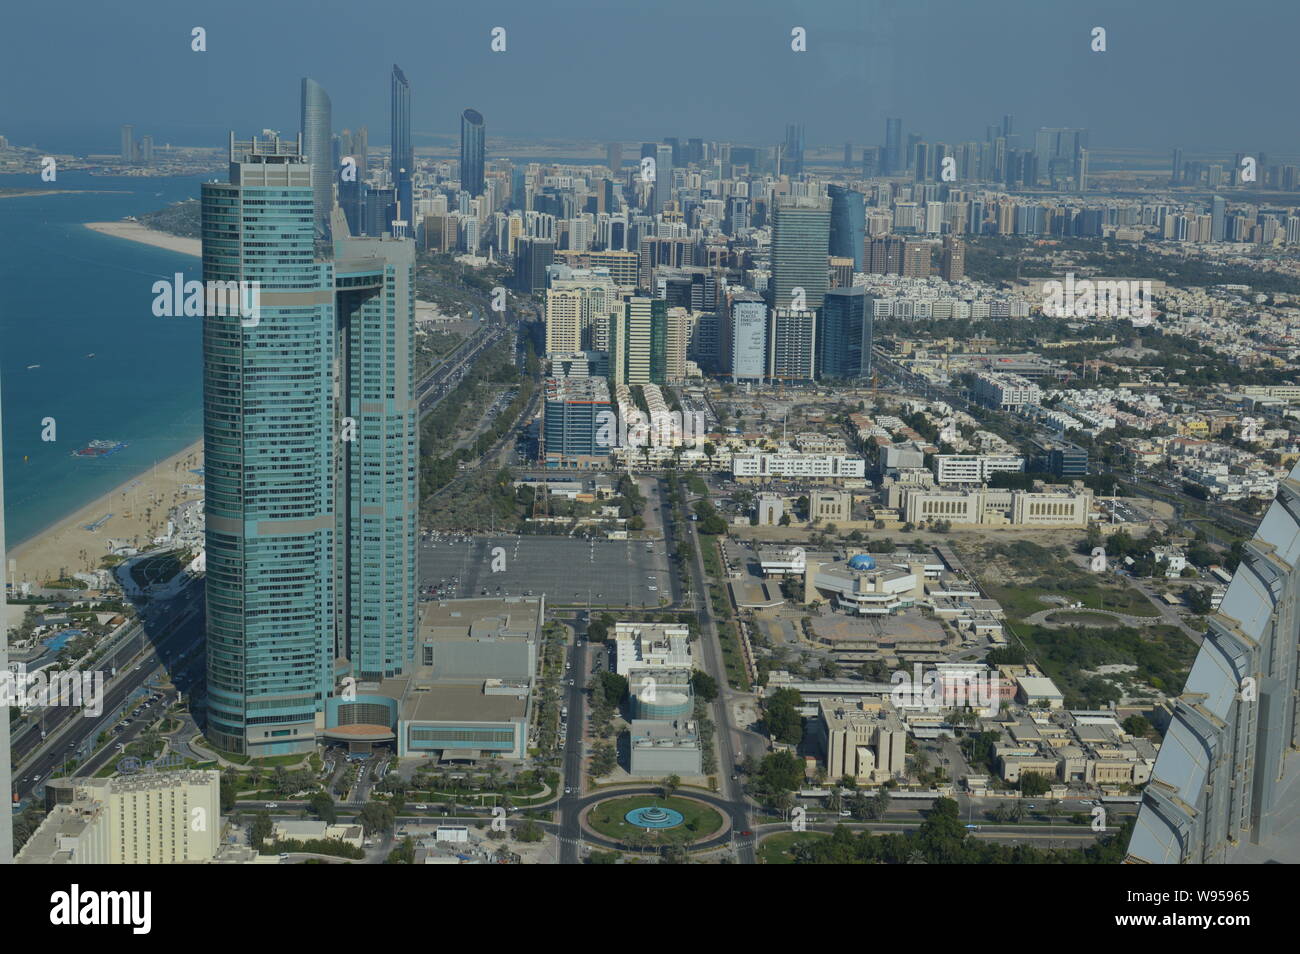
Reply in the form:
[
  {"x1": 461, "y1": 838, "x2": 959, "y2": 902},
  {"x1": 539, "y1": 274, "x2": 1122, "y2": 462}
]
[
  {"x1": 828, "y1": 184, "x2": 865, "y2": 270},
  {"x1": 770, "y1": 195, "x2": 831, "y2": 313},
  {"x1": 543, "y1": 377, "x2": 613, "y2": 465},
  {"x1": 940, "y1": 235, "x2": 966, "y2": 281},
  {"x1": 783, "y1": 123, "x2": 805, "y2": 176},
  {"x1": 768, "y1": 309, "x2": 817, "y2": 383},
  {"x1": 140, "y1": 135, "x2": 153, "y2": 164},
  {"x1": 653, "y1": 142, "x2": 673, "y2": 214},
  {"x1": 390, "y1": 65, "x2": 413, "y2": 206},
  {"x1": 514, "y1": 236, "x2": 555, "y2": 293},
  {"x1": 300, "y1": 78, "x2": 333, "y2": 237},
  {"x1": 1211, "y1": 194, "x2": 1226, "y2": 243},
  {"x1": 612, "y1": 296, "x2": 667, "y2": 386},
  {"x1": 460, "y1": 108, "x2": 485, "y2": 197},
  {"x1": 606, "y1": 141, "x2": 623, "y2": 176},
  {"x1": 119, "y1": 123, "x2": 134, "y2": 162},
  {"x1": 0, "y1": 366, "x2": 11, "y2": 864},
  {"x1": 202, "y1": 133, "x2": 333, "y2": 757},
  {"x1": 1129, "y1": 466, "x2": 1300, "y2": 864},
  {"x1": 202, "y1": 133, "x2": 417, "y2": 756},
  {"x1": 725, "y1": 292, "x2": 767, "y2": 382},
  {"x1": 334, "y1": 225, "x2": 419, "y2": 680},
  {"x1": 817, "y1": 286, "x2": 869, "y2": 380},
  {"x1": 883, "y1": 117, "x2": 902, "y2": 176}
]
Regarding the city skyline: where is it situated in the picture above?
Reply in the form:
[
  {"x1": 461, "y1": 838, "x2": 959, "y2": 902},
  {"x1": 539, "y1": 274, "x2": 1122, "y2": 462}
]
[
  {"x1": 6, "y1": 1, "x2": 1300, "y2": 157},
  {"x1": 3, "y1": 0, "x2": 1298, "y2": 888}
]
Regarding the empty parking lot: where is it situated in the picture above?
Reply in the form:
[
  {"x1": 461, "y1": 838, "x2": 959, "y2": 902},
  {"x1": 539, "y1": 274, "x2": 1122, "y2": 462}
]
[{"x1": 419, "y1": 535, "x2": 674, "y2": 609}]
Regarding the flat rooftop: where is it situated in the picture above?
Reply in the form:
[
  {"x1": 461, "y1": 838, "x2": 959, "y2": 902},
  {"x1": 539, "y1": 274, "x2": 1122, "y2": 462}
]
[{"x1": 403, "y1": 683, "x2": 528, "y2": 723}]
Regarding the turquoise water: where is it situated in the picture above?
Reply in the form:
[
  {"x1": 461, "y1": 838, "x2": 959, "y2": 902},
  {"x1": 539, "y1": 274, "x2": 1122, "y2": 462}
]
[
  {"x1": 0, "y1": 172, "x2": 205, "y2": 547},
  {"x1": 624, "y1": 805, "x2": 684, "y2": 829}
]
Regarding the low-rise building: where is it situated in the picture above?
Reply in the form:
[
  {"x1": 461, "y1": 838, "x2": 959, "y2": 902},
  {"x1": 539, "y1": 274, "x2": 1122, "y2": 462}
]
[
  {"x1": 628, "y1": 718, "x2": 703, "y2": 776},
  {"x1": 817, "y1": 697, "x2": 908, "y2": 784}
]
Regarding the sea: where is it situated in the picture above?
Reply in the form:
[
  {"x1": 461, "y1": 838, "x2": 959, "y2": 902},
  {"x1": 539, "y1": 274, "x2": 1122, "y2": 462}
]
[{"x1": 0, "y1": 171, "x2": 206, "y2": 547}]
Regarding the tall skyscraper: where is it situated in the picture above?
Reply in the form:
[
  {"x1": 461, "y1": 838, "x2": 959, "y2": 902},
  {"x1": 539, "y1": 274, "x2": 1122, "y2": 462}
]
[
  {"x1": 460, "y1": 108, "x2": 485, "y2": 197},
  {"x1": 334, "y1": 224, "x2": 419, "y2": 680},
  {"x1": 653, "y1": 142, "x2": 673, "y2": 214},
  {"x1": 202, "y1": 133, "x2": 416, "y2": 756},
  {"x1": 783, "y1": 123, "x2": 805, "y2": 176},
  {"x1": 300, "y1": 77, "x2": 333, "y2": 237},
  {"x1": 770, "y1": 195, "x2": 831, "y2": 312},
  {"x1": 1129, "y1": 466, "x2": 1300, "y2": 863},
  {"x1": 1211, "y1": 194, "x2": 1226, "y2": 242},
  {"x1": 390, "y1": 65, "x2": 413, "y2": 212},
  {"x1": 0, "y1": 367, "x2": 12, "y2": 864},
  {"x1": 767, "y1": 309, "x2": 817, "y2": 382},
  {"x1": 606, "y1": 141, "x2": 623, "y2": 176},
  {"x1": 883, "y1": 117, "x2": 902, "y2": 176},
  {"x1": 817, "y1": 286, "x2": 869, "y2": 380},
  {"x1": 828, "y1": 184, "x2": 865, "y2": 270},
  {"x1": 120, "y1": 123, "x2": 134, "y2": 162},
  {"x1": 612, "y1": 296, "x2": 667, "y2": 386},
  {"x1": 940, "y1": 235, "x2": 966, "y2": 281},
  {"x1": 725, "y1": 291, "x2": 767, "y2": 382}
]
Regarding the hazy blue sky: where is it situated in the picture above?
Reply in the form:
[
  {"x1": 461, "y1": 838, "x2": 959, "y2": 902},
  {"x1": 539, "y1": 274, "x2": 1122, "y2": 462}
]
[{"x1": 1, "y1": 0, "x2": 1294, "y2": 157}]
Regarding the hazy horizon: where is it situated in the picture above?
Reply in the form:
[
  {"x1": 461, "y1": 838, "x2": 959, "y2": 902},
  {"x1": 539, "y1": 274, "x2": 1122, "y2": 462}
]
[{"x1": 3, "y1": 0, "x2": 1297, "y2": 157}]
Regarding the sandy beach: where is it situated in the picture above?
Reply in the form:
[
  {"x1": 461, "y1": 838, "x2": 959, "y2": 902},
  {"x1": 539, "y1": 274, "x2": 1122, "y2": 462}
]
[
  {"x1": 1, "y1": 222, "x2": 208, "y2": 586},
  {"x1": 8, "y1": 441, "x2": 204, "y2": 586},
  {"x1": 84, "y1": 220, "x2": 201, "y2": 257}
]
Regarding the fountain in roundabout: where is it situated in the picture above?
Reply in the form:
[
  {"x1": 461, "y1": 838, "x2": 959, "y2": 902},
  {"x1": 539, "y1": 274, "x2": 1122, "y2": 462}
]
[{"x1": 624, "y1": 804, "x2": 685, "y2": 829}]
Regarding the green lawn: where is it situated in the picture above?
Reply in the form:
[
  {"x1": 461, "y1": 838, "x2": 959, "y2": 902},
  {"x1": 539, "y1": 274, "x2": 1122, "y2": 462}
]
[
  {"x1": 587, "y1": 795, "x2": 723, "y2": 843},
  {"x1": 986, "y1": 582, "x2": 1160, "y2": 621},
  {"x1": 758, "y1": 830, "x2": 828, "y2": 864}
]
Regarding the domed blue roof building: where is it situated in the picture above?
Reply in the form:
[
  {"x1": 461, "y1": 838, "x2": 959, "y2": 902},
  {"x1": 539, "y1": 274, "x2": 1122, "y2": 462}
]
[{"x1": 847, "y1": 553, "x2": 877, "y2": 572}]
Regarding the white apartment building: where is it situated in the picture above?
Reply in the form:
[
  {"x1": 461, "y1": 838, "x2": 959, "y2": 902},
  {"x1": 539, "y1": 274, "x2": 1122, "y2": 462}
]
[
  {"x1": 731, "y1": 452, "x2": 866, "y2": 481},
  {"x1": 933, "y1": 454, "x2": 1025, "y2": 484},
  {"x1": 612, "y1": 622, "x2": 692, "y2": 676}
]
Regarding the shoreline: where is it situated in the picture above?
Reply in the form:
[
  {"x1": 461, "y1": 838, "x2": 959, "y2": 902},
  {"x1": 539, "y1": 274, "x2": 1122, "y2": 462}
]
[
  {"x1": 8, "y1": 439, "x2": 205, "y2": 587},
  {"x1": 3, "y1": 221, "x2": 207, "y2": 585},
  {"x1": 84, "y1": 220, "x2": 200, "y2": 257}
]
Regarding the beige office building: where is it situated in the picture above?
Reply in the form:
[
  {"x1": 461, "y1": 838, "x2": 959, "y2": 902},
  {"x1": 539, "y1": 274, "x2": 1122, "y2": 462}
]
[
  {"x1": 16, "y1": 770, "x2": 222, "y2": 864},
  {"x1": 819, "y1": 698, "x2": 907, "y2": 783}
]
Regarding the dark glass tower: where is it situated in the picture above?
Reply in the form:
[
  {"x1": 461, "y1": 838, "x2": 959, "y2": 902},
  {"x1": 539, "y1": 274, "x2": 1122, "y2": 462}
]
[
  {"x1": 884, "y1": 117, "x2": 902, "y2": 176},
  {"x1": 299, "y1": 78, "x2": 333, "y2": 238},
  {"x1": 828, "y1": 184, "x2": 865, "y2": 270},
  {"x1": 390, "y1": 64, "x2": 410, "y2": 194},
  {"x1": 817, "y1": 287, "x2": 869, "y2": 380},
  {"x1": 460, "y1": 108, "x2": 485, "y2": 197}
]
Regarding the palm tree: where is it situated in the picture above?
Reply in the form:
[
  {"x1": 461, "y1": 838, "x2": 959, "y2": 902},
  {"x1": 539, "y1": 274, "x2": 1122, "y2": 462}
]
[
  {"x1": 660, "y1": 774, "x2": 681, "y2": 800},
  {"x1": 826, "y1": 786, "x2": 844, "y2": 814}
]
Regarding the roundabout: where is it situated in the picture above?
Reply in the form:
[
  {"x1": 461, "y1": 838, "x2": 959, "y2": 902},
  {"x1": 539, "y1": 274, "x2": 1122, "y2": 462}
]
[{"x1": 584, "y1": 793, "x2": 726, "y2": 848}]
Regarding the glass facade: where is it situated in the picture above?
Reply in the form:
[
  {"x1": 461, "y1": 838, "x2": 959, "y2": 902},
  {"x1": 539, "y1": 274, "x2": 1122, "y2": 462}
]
[{"x1": 203, "y1": 135, "x2": 417, "y2": 756}]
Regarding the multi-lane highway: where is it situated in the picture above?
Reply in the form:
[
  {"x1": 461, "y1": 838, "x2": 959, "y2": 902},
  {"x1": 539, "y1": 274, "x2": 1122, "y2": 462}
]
[{"x1": 11, "y1": 577, "x2": 205, "y2": 807}]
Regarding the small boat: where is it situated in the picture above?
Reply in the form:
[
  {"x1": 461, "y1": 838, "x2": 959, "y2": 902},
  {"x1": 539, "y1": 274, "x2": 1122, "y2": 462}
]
[
  {"x1": 26, "y1": 364, "x2": 39, "y2": 370},
  {"x1": 86, "y1": 353, "x2": 95, "y2": 358}
]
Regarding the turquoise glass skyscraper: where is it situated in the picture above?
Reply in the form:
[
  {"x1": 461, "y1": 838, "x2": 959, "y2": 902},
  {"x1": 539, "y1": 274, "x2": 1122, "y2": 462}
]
[{"x1": 202, "y1": 133, "x2": 416, "y2": 756}]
